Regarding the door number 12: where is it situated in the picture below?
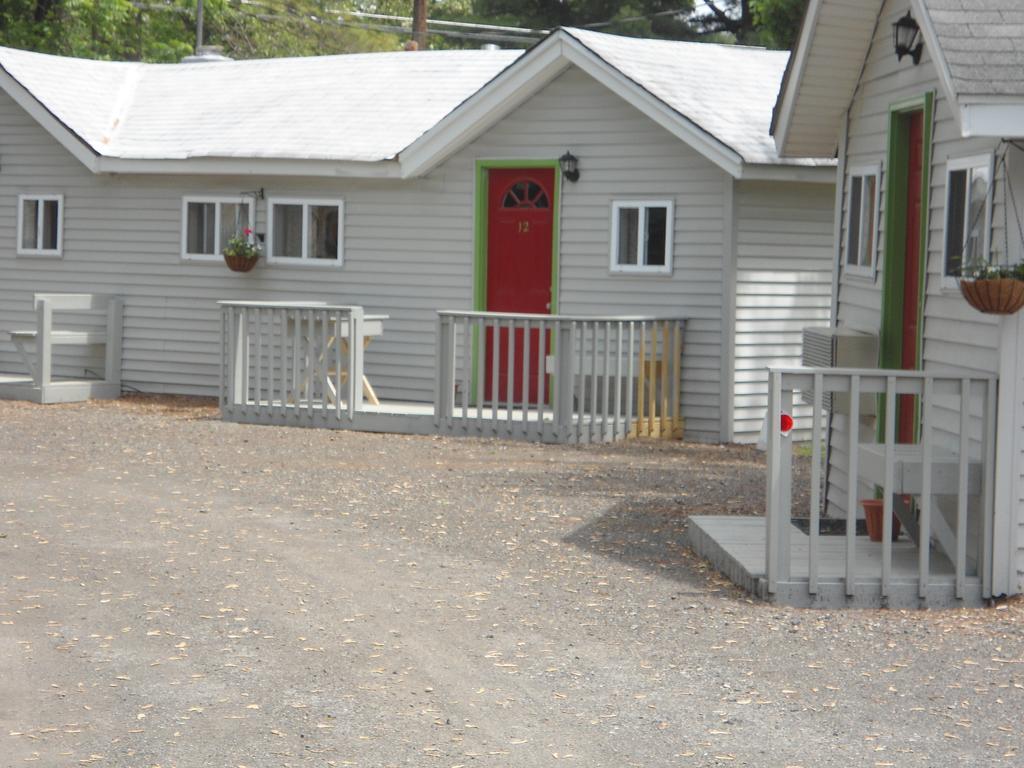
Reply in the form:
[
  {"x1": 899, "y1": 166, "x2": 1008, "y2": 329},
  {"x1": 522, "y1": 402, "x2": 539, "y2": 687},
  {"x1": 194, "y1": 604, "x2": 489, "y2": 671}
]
[{"x1": 517, "y1": 220, "x2": 530, "y2": 234}]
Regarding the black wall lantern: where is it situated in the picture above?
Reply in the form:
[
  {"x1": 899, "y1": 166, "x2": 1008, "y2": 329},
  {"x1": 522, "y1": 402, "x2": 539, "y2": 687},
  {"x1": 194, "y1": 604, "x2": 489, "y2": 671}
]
[
  {"x1": 559, "y1": 151, "x2": 579, "y2": 183},
  {"x1": 893, "y1": 11, "x2": 923, "y2": 64}
]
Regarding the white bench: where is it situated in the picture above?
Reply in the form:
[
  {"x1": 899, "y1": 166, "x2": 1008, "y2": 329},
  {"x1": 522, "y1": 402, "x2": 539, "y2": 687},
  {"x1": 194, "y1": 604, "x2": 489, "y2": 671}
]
[{"x1": 2, "y1": 293, "x2": 123, "y2": 404}]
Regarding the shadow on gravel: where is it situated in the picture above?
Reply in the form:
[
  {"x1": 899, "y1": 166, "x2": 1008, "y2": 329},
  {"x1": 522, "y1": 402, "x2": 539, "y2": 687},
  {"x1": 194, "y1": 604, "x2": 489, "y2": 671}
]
[{"x1": 562, "y1": 498, "x2": 717, "y2": 592}]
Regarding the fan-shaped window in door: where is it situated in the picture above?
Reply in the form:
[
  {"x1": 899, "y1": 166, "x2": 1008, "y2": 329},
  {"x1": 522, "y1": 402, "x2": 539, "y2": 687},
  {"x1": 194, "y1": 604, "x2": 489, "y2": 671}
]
[{"x1": 502, "y1": 180, "x2": 550, "y2": 209}]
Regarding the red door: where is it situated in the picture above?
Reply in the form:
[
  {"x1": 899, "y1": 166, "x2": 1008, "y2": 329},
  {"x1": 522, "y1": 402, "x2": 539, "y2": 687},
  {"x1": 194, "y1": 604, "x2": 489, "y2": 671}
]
[
  {"x1": 899, "y1": 111, "x2": 924, "y2": 443},
  {"x1": 485, "y1": 168, "x2": 555, "y2": 403}
]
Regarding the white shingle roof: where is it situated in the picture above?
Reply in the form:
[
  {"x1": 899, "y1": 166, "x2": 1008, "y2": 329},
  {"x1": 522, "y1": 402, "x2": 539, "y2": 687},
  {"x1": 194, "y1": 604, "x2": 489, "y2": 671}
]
[
  {"x1": 0, "y1": 29, "x2": 828, "y2": 169},
  {"x1": 563, "y1": 28, "x2": 822, "y2": 166},
  {"x1": 0, "y1": 46, "x2": 521, "y2": 162},
  {"x1": 920, "y1": 0, "x2": 1024, "y2": 100}
]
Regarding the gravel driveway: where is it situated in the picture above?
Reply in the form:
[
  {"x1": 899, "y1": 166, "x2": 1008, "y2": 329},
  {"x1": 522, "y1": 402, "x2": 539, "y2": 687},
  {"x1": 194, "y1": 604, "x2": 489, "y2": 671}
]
[{"x1": 1, "y1": 397, "x2": 1020, "y2": 767}]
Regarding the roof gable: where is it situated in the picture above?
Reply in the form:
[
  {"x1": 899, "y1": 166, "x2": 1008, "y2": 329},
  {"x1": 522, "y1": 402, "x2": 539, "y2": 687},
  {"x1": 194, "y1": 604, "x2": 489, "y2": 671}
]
[
  {"x1": 774, "y1": 0, "x2": 1024, "y2": 155},
  {"x1": 400, "y1": 28, "x2": 833, "y2": 180}
]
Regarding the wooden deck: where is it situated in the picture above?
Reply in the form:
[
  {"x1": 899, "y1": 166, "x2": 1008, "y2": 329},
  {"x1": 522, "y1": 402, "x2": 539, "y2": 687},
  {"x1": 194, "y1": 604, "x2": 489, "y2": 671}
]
[
  {"x1": 222, "y1": 397, "x2": 634, "y2": 443},
  {"x1": 686, "y1": 515, "x2": 985, "y2": 608}
]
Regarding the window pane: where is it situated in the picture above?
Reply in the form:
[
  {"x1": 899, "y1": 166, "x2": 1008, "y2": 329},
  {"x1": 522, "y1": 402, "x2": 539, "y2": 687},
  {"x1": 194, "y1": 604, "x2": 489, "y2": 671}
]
[
  {"x1": 307, "y1": 205, "x2": 339, "y2": 260},
  {"x1": 220, "y1": 203, "x2": 250, "y2": 249},
  {"x1": 273, "y1": 204, "x2": 303, "y2": 258},
  {"x1": 964, "y1": 165, "x2": 989, "y2": 263},
  {"x1": 847, "y1": 177, "x2": 862, "y2": 266},
  {"x1": 21, "y1": 199, "x2": 38, "y2": 250},
  {"x1": 41, "y1": 199, "x2": 59, "y2": 251},
  {"x1": 644, "y1": 206, "x2": 667, "y2": 266},
  {"x1": 945, "y1": 169, "x2": 967, "y2": 275},
  {"x1": 861, "y1": 176, "x2": 876, "y2": 268},
  {"x1": 617, "y1": 207, "x2": 639, "y2": 265},
  {"x1": 186, "y1": 202, "x2": 216, "y2": 255}
]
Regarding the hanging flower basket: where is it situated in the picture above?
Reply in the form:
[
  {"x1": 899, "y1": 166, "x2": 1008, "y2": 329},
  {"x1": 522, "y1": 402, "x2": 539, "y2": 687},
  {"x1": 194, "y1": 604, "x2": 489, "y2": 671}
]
[
  {"x1": 959, "y1": 278, "x2": 1024, "y2": 315},
  {"x1": 222, "y1": 228, "x2": 261, "y2": 273},
  {"x1": 224, "y1": 252, "x2": 259, "y2": 273}
]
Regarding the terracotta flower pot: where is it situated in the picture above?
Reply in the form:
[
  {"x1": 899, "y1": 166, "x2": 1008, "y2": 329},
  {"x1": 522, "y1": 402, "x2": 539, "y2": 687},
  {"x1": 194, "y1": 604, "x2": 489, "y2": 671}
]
[
  {"x1": 224, "y1": 252, "x2": 259, "y2": 273},
  {"x1": 861, "y1": 498, "x2": 900, "y2": 542},
  {"x1": 959, "y1": 278, "x2": 1024, "y2": 314}
]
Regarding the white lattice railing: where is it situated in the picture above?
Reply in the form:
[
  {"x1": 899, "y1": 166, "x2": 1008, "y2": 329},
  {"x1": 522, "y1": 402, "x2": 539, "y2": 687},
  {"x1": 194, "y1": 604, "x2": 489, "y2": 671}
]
[{"x1": 435, "y1": 311, "x2": 686, "y2": 443}]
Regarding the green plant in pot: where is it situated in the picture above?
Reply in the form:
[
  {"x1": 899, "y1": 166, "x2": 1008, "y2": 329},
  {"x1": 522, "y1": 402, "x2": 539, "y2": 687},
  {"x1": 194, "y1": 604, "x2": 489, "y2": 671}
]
[
  {"x1": 957, "y1": 258, "x2": 1024, "y2": 315},
  {"x1": 223, "y1": 228, "x2": 261, "y2": 273}
]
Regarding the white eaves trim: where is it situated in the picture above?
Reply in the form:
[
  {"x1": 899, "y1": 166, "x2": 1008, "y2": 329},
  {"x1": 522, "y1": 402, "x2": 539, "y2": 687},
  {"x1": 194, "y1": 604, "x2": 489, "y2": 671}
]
[
  {"x1": 959, "y1": 102, "x2": 1024, "y2": 139},
  {"x1": 93, "y1": 156, "x2": 403, "y2": 178},
  {"x1": 738, "y1": 163, "x2": 835, "y2": 183},
  {"x1": 0, "y1": 66, "x2": 99, "y2": 172},
  {"x1": 771, "y1": 0, "x2": 822, "y2": 159},
  {"x1": 399, "y1": 31, "x2": 746, "y2": 180}
]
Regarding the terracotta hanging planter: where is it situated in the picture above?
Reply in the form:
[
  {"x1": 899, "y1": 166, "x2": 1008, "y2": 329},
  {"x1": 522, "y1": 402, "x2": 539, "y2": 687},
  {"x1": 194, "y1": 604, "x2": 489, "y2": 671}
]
[
  {"x1": 861, "y1": 498, "x2": 901, "y2": 542},
  {"x1": 224, "y1": 252, "x2": 259, "y2": 273},
  {"x1": 959, "y1": 277, "x2": 1024, "y2": 315}
]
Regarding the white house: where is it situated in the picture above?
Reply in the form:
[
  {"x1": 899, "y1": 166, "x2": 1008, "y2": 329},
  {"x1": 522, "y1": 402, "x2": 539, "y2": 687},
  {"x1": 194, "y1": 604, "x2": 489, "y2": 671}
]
[
  {"x1": 0, "y1": 28, "x2": 835, "y2": 443},
  {"x1": 688, "y1": 0, "x2": 1024, "y2": 607}
]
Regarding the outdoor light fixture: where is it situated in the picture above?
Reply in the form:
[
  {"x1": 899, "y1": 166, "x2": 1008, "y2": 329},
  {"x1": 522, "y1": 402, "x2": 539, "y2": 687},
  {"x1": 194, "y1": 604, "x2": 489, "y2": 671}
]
[
  {"x1": 559, "y1": 151, "x2": 580, "y2": 183},
  {"x1": 893, "y1": 11, "x2": 923, "y2": 64}
]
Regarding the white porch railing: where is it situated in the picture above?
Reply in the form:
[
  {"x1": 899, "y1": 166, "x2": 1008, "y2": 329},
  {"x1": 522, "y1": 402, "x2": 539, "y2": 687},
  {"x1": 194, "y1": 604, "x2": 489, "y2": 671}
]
[
  {"x1": 766, "y1": 367, "x2": 997, "y2": 604},
  {"x1": 435, "y1": 311, "x2": 685, "y2": 443},
  {"x1": 219, "y1": 301, "x2": 366, "y2": 424}
]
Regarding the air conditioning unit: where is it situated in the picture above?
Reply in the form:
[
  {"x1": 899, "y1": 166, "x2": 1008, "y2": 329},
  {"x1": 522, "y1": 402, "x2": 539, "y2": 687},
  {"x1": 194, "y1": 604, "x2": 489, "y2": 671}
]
[{"x1": 801, "y1": 326, "x2": 878, "y2": 414}]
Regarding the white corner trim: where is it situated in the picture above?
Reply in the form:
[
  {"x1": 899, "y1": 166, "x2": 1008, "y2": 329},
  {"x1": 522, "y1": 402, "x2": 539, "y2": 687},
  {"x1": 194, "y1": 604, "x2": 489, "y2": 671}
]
[
  {"x1": 771, "y1": 0, "x2": 823, "y2": 157},
  {"x1": 993, "y1": 313, "x2": 1022, "y2": 596},
  {"x1": 0, "y1": 68, "x2": 99, "y2": 172}
]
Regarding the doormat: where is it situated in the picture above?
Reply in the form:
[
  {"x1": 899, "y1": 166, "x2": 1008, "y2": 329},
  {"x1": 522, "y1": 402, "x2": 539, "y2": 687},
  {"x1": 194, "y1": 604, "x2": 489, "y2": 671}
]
[{"x1": 791, "y1": 518, "x2": 868, "y2": 536}]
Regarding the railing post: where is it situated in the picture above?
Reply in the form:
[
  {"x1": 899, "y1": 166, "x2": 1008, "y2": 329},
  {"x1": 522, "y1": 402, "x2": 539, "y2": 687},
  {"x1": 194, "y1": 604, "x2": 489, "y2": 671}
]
[
  {"x1": 35, "y1": 297, "x2": 52, "y2": 390},
  {"x1": 765, "y1": 369, "x2": 795, "y2": 595},
  {"x1": 435, "y1": 312, "x2": 454, "y2": 429},
  {"x1": 555, "y1": 320, "x2": 575, "y2": 440},
  {"x1": 233, "y1": 307, "x2": 247, "y2": 406},
  {"x1": 347, "y1": 307, "x2": 364, "y2": 420},
  {"x1": 105, "y1": 297, "x2": 123, "y2": 389}
]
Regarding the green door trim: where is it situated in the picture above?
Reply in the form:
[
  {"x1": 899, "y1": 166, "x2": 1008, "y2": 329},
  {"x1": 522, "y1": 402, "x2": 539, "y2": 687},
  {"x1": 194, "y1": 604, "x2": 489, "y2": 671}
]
[
  {"x1": 473, "y1": 158, "x2": 562, "y2": 314},
  {"x1": 471, "y1": 159, "x2": 563, "y2": 402},
  {"x1": 878, "y1": 91, "x2": 934, "y2": 441},
  {"x1": 879, "y1": 92, "x2": 933, "y2": 372}
]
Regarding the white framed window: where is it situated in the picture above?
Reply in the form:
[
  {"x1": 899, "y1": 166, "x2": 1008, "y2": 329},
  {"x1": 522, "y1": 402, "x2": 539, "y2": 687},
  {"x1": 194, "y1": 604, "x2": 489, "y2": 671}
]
[
  {"x1": 267, "y1": 198, "x2": 343, "y2": 266},
  {"x1": 17, "y1": 194, "x2": 63, "y2": 257},
  {"x1": 944, "y1": 154, "x2": 993, "y2": 282},
  {"x1": 181, "y1": 196, "x2": 255, "y2": 261},
  {"x1": 610, "y1": 200, "x2": 673, "y2": 274},
  {"x1": 844, "y1": 165, "x2": 880, "y2": 277}
]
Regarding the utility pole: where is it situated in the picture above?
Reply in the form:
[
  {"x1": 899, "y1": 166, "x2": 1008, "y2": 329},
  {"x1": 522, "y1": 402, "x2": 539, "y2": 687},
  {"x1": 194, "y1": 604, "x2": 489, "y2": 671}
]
[
  {"x1": 196, "y1": 0, "x2": 204, "y2": 52},
  {"x1": 411, "y1": 0, "x2": 427, "y2": 49}
]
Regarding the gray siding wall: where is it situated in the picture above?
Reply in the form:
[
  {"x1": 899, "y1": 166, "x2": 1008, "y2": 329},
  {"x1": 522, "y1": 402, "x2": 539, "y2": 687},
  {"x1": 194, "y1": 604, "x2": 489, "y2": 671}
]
[
  {"x1": 733, "y1": 180, "x2": 833, "y2": 441},
  {"x1": 831, "y1": 0, "x2": 1020, "y2": 586},
  {"x1": 0, "y1": 64, "x2": 830, "y2": 444}
]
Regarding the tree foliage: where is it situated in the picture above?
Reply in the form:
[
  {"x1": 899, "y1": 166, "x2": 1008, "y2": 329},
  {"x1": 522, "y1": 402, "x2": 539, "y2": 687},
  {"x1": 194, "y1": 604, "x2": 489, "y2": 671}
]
[
  {"x1": 0, "y1": 0, "x2": 809, "y2": 61},
  {"x1": 0, "y1": 0, "x2": 400, "y2": 61}
]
